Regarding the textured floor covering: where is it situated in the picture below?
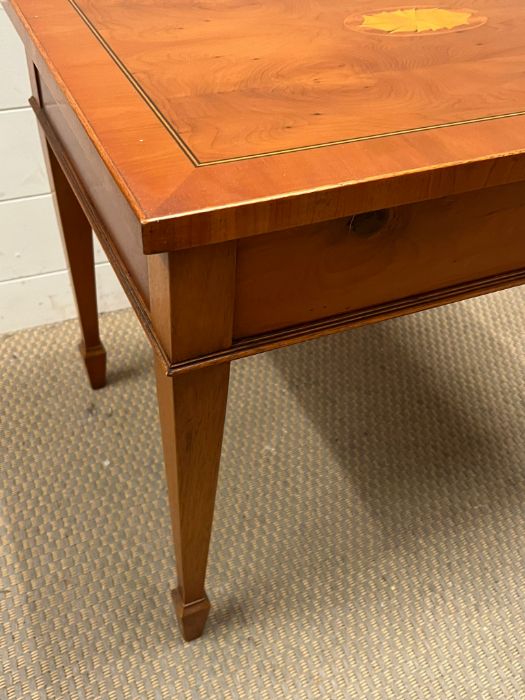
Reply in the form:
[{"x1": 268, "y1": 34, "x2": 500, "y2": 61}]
[{"x1": 1, "y1": 288, "x2": 524, "y2": 699}]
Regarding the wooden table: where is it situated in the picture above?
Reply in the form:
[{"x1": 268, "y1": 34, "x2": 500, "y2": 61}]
[{"x1": 7, "y1": 0, "x2": 525, "y2": 641}]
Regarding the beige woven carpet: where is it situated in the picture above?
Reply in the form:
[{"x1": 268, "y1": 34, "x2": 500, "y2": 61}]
[{"x1": 1, "y1": 288, "x2": 524, "y2": 699}]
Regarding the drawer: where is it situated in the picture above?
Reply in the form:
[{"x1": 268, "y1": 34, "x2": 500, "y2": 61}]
[{"x1": 234, "y1": 182, "x2": 525, "y2": 338}]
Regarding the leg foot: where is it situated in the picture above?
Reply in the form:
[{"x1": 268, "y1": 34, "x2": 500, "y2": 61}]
[
  {"x1": 79, "y1": 341, "x2": 107, "y2": 390},
  {"x1": 172, "y1": 588, "x2": 211, "y2": 641}
]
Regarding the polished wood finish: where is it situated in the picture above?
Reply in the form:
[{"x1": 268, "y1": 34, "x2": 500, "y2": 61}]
[
  {"x1": 29, "y1": 97, "x2": 160, "y2": 359},
  {"x1": 47, "y1": 130, "x2": 107, "y2": 389},
  {"x1": 149, "y1": 249, "x2": 234, "y2": 640},
  {"x1": 148, "y1": 245, "x2": 236, "y2": 363},
  {"x1": 6, "y1": 0, "x2": 525, "y2": 640},
  {"x1": 155, "y1": 358, "x2": 230, "y2": 641},
  {"x1": 235, "y1": 182, "x2": 525, "y2": 336},
  {"x1": 71, "y1": 0, "x2": 525, "y2": 164},
  {"x1": 6, "y1": 0, "x2": 525, "y2": 251},
  {"x1": 35, "y1": 65, "x2": 150, "y2": 304},
  {"x1": 27, "y1": 56, "x2": 107, "y2": 388}
]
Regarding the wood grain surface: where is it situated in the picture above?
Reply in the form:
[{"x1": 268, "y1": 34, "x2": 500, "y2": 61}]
[
  {"x1": 235, "y1": 182, "x2": 525, "y2": 336},
  {"x1": 46, "y1": 142, "x2": 107, "y2": 389},
  {"x1": 7, "y1": 0, "x2": 525, "y2": 248},
  {"x1": 71, "y1": 0, "x2": 525, "y2": 164},
  {"x1": 149, "y1": 246, "x2": 234, "y2": 641}
]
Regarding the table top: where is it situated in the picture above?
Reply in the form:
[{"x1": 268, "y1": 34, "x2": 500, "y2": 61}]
[
  {"x1": 70, "y1": 0, "x2": 524, "y2": 166},
  {"x1": 8, "y1": 0, "x2": 525, "y2": 246}
]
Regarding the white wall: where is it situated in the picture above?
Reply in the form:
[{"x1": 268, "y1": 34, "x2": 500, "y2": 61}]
[{"x1": 0, "y1": 6, "x2": 129, "y2": 333}]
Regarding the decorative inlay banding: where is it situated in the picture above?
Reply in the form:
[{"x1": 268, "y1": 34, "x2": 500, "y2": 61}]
[
  {"x1": 346, "y1": 6, "x2": 487, "y2": 36},
  {"x1": 65, "y1": 0, "x2": 522, "y2": 165}
]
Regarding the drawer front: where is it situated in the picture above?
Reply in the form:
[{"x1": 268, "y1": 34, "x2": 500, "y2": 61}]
[{"x1": 234, "y1": 183, "x2": 525, "y2": 338}]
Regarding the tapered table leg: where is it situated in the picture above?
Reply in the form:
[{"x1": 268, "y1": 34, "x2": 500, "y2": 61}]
[
  {"x1": 46, "y1": 145, "x2": 106, "y2": 389},
  {"x1": 155, "y1": 358, "x2": 230, "y2": 640},
  {"x1": 148, "y1": 245, "x2": 236, "y2": 640}
]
